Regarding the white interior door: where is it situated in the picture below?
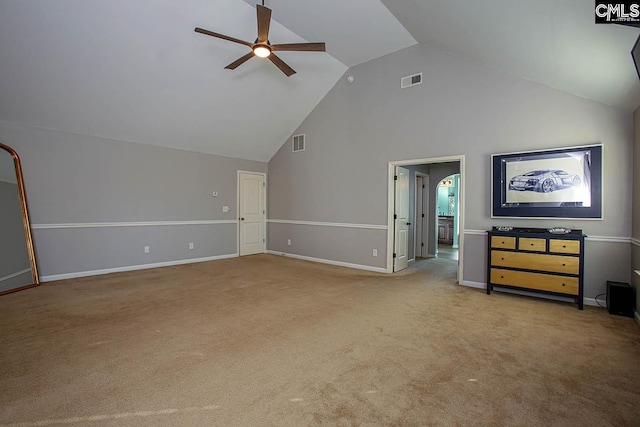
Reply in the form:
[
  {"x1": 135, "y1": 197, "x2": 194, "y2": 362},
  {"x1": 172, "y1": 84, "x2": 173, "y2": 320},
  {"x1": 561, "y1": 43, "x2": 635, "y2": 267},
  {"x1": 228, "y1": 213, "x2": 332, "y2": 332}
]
[
  {"x1": 394, "y1": 166, "x2": 409, "y2": 271},
  {"x1": 238, "y1": 171, "x2": 266, "y2": 256}
]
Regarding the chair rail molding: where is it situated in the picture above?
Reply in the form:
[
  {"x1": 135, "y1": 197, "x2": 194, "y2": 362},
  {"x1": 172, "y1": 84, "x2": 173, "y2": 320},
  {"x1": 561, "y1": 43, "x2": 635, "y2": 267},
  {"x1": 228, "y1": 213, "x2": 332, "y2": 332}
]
[
  {"x1": 267, "y1": 219, "x2": 387, "y2": 230},
  {"x1": 31, "y1": 220, "x2": 238, "y2": 229}
]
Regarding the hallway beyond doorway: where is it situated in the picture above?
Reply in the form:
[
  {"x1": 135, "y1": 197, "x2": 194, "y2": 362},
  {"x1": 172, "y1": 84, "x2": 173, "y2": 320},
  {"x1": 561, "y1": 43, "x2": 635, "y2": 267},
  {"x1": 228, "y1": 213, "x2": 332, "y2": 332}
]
[{"x1": 435, "y1": 244, "x2": 458, "y2": 261}]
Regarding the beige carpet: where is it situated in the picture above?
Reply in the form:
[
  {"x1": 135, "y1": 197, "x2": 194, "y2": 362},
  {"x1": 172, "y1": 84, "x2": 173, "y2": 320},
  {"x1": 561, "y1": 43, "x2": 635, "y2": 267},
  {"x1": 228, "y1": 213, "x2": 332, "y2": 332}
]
[{"x1": 0, "y1": 254, "x2": 638, "y2": 426}]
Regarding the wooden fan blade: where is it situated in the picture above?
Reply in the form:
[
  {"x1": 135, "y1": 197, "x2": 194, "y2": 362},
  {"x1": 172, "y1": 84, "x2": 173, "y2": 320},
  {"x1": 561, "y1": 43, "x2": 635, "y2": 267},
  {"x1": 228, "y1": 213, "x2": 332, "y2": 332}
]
[
  {"x1": 194, "y1": 27, "x2": 253, "y2": 48},
  {"x1": 256, "y1": 4, "x2": 272, "y2": 44},
  {"x1": 225, "y1": 52, "x2": 256, "y2": 70},
  {"x1": 268, "y1": 53, "x2": 296, "y2": 77},
  {"x1": 271, "y1": 42, "x2": 326, "y2": 52}
]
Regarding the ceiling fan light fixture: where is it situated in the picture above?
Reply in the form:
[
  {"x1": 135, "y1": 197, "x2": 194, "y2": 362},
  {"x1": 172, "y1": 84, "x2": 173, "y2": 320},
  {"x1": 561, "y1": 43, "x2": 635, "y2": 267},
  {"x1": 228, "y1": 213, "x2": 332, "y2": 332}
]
[{"x1": 254, "y1": 45, "x2": 271, "y2": 58}]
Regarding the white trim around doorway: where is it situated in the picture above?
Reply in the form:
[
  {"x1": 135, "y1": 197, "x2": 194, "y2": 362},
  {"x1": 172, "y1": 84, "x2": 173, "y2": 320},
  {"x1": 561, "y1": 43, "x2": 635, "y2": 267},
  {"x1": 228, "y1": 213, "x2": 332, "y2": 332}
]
[{"x1": 386, "y1": 155, "x2": 465, "y2": 284}]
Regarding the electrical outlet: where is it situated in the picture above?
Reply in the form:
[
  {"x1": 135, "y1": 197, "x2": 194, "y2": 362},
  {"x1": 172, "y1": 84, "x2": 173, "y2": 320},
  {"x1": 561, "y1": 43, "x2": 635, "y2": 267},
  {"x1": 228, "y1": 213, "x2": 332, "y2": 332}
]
[
  {"x1": 372, "y1": 249, "x2": 378, "y2": 257},
  {"x1": 189, "y1": 242, "x2": 194, "y2": 250},
  {"x1": 212, "y1": 191, "x2": 218, "y2": 197},
  {"x1": 287, "y1": 239, "x2": 291, "y2": 246},
  {"x1": 144, "y1": 246, "x2": 150, "y2": 254}
]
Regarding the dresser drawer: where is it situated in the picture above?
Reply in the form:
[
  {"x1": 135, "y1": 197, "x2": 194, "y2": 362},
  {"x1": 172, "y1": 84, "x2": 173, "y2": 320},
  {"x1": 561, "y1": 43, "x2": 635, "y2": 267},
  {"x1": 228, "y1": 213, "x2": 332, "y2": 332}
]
[
  {"x1": 491, "y1": 236, "x2": 516, "y2": 249},
  {"x1": 491, "y1": 268, "x2": 579, "y2": 295},
  {"x1": 518, "y1": 237, "x2": 546, "y2": 252},
  {"x1": 549, "y1": 239, "x2": 580, "y2": 254},
  {"x1": 491, "y1": 251, "x2": 579, "y2": 275}
]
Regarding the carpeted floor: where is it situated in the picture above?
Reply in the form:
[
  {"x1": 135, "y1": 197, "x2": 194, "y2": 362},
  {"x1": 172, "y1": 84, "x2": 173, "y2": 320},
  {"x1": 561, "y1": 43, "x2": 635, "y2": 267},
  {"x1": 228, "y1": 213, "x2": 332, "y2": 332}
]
[{"x1": 0, "y1": 254, "x2": 638, "y2": 426}]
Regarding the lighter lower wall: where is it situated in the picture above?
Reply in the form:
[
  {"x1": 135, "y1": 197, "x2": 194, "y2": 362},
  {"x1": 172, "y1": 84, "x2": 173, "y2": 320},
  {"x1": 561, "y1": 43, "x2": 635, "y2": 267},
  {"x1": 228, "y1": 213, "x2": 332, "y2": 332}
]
[
  {"x1": 267, "y1": 221, "x2": 387, "y2": 270},
  {"x1": 32, "y1": 222, "x2": 238, "y2": 280},
  {"x1": 0, "y1": 121, "x2": 267, "y2": 279}
]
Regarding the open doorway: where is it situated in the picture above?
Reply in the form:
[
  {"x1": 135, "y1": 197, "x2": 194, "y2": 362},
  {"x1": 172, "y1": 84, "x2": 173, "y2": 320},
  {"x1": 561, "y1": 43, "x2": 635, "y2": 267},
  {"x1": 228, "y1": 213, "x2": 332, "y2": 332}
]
[
  {"x1": 387, "y1": 156, "x2": 464, "y2": 284},
  {"x1": 435, "y1": 174, "x2": 460, "y2": 261}
]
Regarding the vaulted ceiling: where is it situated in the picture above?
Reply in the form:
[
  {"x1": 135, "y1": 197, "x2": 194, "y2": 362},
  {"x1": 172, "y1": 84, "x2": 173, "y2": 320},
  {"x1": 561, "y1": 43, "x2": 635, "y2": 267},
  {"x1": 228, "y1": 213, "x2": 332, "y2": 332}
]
[{"x1": 1, "y1": 0, "x2": 638, "y2": 162}]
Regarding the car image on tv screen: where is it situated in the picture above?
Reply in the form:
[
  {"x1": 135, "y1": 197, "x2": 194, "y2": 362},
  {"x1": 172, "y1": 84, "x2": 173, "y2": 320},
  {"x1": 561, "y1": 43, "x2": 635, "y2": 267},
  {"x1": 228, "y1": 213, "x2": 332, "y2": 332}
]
[{"x1": 508, "y1": 169, "x2": 581, "y2": 193}]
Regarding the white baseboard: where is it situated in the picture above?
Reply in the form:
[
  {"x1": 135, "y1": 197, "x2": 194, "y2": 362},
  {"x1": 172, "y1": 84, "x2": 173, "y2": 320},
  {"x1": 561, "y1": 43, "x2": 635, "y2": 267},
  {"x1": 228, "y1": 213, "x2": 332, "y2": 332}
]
[
  {"x1": 41, "y1": 253, "x2": 238, "y2": 282},
  {"x1": 266, "y1": 250, "x2": 387, "y2": 273},
  {"x1": 583, "y1": 298, "x2": 604, "y2": 308},
  {"x1": 462, "y1": 280, "x2": 601, "y2": 308},
  {"x1": 461, "y1": 280, "x2": 485, "y2": 289}
]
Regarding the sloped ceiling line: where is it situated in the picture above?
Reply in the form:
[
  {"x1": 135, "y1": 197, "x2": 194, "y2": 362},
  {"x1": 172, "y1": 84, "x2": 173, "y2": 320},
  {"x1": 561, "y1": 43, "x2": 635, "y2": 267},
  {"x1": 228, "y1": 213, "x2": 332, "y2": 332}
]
[{"x1": 0, "y1": 0, "x2": 637, "y2": 163}]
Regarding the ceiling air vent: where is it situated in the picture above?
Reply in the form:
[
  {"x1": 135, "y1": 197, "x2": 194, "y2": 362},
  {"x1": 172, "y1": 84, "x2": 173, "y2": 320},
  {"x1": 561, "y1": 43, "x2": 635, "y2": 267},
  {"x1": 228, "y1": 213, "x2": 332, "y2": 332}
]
[
  {"x1": 401, "y1": 72, "x2": 422, "y2": 89},
  {"x1": 292, "y1": 134, "x2": 305, "y2": 152}
]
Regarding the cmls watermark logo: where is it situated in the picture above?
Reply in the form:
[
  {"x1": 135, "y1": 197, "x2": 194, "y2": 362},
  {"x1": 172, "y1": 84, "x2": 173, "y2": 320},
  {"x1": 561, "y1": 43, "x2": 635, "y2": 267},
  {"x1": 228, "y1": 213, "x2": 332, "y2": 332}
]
[{"x1": 595, "y1": 1, "x2": 640, "y2": 23}]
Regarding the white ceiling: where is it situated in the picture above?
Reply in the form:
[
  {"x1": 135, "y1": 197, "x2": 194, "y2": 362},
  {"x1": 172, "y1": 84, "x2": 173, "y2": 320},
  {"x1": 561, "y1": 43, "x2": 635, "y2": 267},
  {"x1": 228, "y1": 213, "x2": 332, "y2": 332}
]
[
  {"x1": 381, "y1": 0, "x2": 640, "y2": 112},
  {"x1": 0, "y1": 0, "x2": 638, "y2": 162},
  {"x1": 240, "y1": 0, "x2": 417, "y2": 67}
]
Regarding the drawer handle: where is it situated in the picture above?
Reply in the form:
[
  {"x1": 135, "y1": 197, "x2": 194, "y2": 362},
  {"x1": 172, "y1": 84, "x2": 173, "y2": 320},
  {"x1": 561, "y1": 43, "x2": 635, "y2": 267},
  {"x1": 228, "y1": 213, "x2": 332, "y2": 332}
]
[
  {"x1": 500, "y1": 276, "x2": 504, "y2": 279},
  {"x1": 562, "y1": 283, "x2": 566, "y2": 286},
  {"x1": 562, "y1": 245, "x2": 566, "y2": 248},
  {"x1": 530, "y1": 243, "x2": 534, "y2": 246},
  {"x1": 562, "y1": 263, "x2": 566, "y2": 266},
  {"x1": 501, "y1": 257, "x2": 504, "y2": 260}
]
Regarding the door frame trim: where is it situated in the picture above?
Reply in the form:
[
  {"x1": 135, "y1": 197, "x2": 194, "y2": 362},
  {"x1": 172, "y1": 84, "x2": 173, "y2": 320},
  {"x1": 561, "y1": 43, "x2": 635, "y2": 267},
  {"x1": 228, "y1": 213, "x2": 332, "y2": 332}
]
[
  {"x1": 386, "y1": 156, "x2": 465, "y2": 284},
  {"x1": 237, "y1": 170, "x2": 267, "y2": 256},
  {"x1": 414, "y1": 172, "x2": 429, "y2": 259}
]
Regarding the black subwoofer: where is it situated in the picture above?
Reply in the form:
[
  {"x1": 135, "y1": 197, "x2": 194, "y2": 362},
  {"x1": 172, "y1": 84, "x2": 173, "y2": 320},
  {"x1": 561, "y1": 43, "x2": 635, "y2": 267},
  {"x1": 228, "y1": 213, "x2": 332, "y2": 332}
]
[{"x1": 606, "y1": 281, "x2": 635, "y2": 318}]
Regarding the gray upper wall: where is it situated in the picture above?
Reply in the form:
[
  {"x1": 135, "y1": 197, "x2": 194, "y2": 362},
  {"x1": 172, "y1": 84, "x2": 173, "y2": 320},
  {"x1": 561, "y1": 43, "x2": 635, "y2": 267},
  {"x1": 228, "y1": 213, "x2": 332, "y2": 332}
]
[
  {"x1": 269, "y1": 43, "x2": 633, "y2": 237},
  {"x1": 0, "y1": 121, "x2": 266, "y2": 224},
  {"x1": 0, "y1": 121, "x2": 267, "y2": 278}
]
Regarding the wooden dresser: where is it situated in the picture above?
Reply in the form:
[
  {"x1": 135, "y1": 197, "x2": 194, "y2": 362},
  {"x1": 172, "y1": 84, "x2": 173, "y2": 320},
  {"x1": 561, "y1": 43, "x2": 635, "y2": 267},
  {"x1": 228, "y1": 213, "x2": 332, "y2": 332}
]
[{"x1": 486, "y1": 227, "x2": 585, "y2": 309}]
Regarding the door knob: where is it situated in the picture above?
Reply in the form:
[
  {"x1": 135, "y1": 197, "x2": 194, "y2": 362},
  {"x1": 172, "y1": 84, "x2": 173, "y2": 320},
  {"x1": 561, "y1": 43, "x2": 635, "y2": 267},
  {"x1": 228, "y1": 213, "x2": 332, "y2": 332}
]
[
  {"x1": 407, "y1": 222, "x2": 411, "y2": 226},
  {"x1": 240, "y1": 217, "x2": 245, "y2": 221}
]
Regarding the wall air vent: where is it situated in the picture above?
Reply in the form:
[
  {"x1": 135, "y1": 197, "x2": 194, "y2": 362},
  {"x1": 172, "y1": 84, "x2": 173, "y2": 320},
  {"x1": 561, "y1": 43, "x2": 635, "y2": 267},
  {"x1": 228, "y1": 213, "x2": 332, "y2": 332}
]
[
  {"x1": 401, "y1": 72, "x2": 422, "y2": 89},
  {"x1": 292, "y1": 134, "x2": 305, "y2": 152}
]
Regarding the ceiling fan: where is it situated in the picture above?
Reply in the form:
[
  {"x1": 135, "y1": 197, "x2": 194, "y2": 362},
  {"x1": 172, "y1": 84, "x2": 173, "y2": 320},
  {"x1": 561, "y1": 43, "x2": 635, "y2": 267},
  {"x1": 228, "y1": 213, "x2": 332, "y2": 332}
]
[{"x1": 194, "y1": 2, "x2": 326, "y2": 77}]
